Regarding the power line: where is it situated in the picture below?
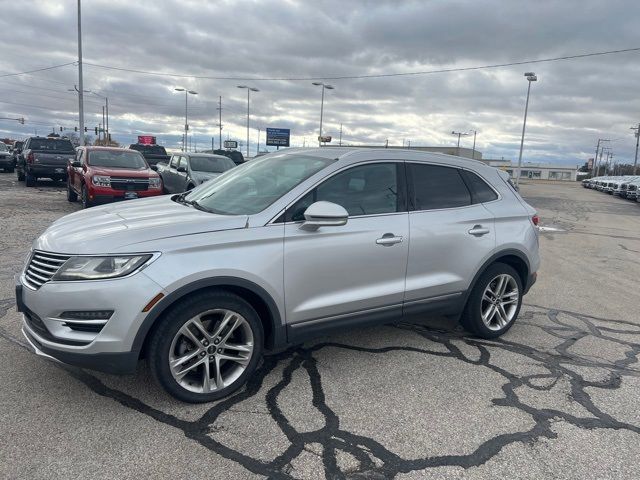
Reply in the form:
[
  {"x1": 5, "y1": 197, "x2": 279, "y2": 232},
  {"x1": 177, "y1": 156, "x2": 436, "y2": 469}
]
[
  {"x1": 0, "y1": 62, "x2": 76, "y2": 78},
  {"x1": 81, "y1": 47, "x2": 640, "y2": 81}
]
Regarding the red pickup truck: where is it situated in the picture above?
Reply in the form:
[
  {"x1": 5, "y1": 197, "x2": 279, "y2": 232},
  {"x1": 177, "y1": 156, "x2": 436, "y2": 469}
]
[{"x1": 67, "y1": 146, "x2": 163, "y2": 208}]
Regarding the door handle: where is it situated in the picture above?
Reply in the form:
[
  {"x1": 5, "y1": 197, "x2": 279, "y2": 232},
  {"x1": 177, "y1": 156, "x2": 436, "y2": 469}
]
[
  {"x1": 376, "y1": 233, "x2": 403, "y2": 246},
  {"x1": 468, "y1": 225, "x2": 490, "y2": 236}
]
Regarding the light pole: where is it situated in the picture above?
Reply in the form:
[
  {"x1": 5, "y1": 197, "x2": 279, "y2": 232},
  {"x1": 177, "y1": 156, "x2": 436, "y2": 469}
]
[
  {"x1": 76, "y1": 0, "x2": 85, "y2": 146},
  {"x1": 631, "y1": 124, "x2": 640, "y2": 175},
  {"x1": 470, "y1": 130, "x2": 477, "y2": 159},
  {"x1": 515, "y1": 72, "x2": 537, "y2": 188},
  {"x1": 92, "y1": 92, "x2": 109, "y2": 144},
  {"x1": 237, "y1": 85, "x2": 259, "y2": 158},
  {"x1": 312, "y1": 82, "x2": 334, "y2": 146},
  {"x1": 451, "y1": 131, "x2": 470, "y2": 156},
  {"x1": 175, "y1": 88, "x2": 197, "y2": 152}
]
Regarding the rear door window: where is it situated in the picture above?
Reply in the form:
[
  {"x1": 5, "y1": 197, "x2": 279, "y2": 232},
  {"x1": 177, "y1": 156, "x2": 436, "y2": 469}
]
[{"x1": 408, "y1": 163, "x2": 471, "y2": 210}]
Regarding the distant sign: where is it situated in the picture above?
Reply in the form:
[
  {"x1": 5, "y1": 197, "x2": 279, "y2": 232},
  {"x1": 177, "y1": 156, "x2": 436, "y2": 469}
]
[
  {"x1": 223, "y1": 140, "x2": 238, "y2": 149},
  {"x1": 266, "y1": 128, "x2": 290, "y2": 147},
  {"x1": 137, "y1": 135, "x2": 156, "y2": 145},
  {"x1": 318, "y1": 135, "x2": 332, "y2": 143}
]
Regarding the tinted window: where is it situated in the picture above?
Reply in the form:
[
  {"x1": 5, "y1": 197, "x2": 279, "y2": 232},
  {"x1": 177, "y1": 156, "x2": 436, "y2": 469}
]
[
  {"x1": 286, "y1": 163, "x2": 400, "y2": 221},
  {"x1": 461, "y1": 170, "x2": 498, "y2": 203},
  {"x1": 27, "y1": 138, "x2": 74, "y2": 152},
  {"x1": 190, "y1": 156, "x2": 235, "y2": 173},
  {"x1": 408, "y1": 164, "x2": 471, "y2": 210},
  {"x1": 0, "y1": 143, "x2": 8, "y2": 152},
  {"x1": 130, "y1": 144, "x2": 167, "y2": 155}
]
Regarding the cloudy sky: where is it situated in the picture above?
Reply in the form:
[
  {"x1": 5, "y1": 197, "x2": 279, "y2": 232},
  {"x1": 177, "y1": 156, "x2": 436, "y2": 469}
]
[{"x1": 1, "y1": 0, "x2": 639, "y2": 166}]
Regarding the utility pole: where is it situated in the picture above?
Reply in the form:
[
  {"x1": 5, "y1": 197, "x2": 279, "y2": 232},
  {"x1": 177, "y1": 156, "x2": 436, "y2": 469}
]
[
  {"x1": 631, "y1": 124, "x2": 640, "y2": 175},
  {"x1": 217, "y1": 96, "x2": 223, "y2": 150},
  {"x1": 211, "y1": 137, "x2": 214, "y2": 152},
  {"x1": 101, "y1": 106, "x2": 105, "y2": 143},
  {"x1": 471, "y1": 130, "x2": 477, "y2": 159},
  {"x1": 257, "y1": 128, "x2": 261, "y2": 155},
  {"x1": 339, "y1": 123, "x2": 343, "y2": 146},
  {"x1": 76, "y1": 0, "x2": 85, "y2": 146}
]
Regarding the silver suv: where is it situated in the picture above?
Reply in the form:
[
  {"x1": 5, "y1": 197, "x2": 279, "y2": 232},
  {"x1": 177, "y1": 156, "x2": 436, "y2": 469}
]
[{"x1": 16, "y1": 148, "x2": 540, "y2": 402}]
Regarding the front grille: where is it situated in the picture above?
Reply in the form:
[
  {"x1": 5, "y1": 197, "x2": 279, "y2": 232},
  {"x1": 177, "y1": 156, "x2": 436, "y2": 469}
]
[
  {"x1": 24, "y1": 251, "x2": 71, "y2": 289},
  {"x1": 110, "y1": 177, "x2": 149, "y2": 191}
]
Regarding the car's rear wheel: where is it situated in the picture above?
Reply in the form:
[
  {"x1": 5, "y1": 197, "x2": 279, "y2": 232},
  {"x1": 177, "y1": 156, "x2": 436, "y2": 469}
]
[
  {"x1": 461, "y1": 263, "x2": 522, "y2": 339},
  {"x1": 148, "y1": 291, "x2": 264, "y2": 403},
  {"x1": 67, "y1": 181, "x2": 78, "y2": 202}
]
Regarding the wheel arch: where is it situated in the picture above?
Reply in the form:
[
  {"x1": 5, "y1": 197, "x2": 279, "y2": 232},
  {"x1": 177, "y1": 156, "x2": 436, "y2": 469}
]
[
  {"x1": 463, "y1": 249, "x2": 532, "y2": 306},
  {"x1": 134, "y1": 277, "x2": 286, "y2": 358}
]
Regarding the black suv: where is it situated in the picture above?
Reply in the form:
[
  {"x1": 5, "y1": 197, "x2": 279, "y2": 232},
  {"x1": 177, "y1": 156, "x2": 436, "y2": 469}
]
[
  {"x1": 17, "y1": 137, "x2": 75, "y2": 186},
  {"x1": 128, "y1": 143, "x2": 170, "y2": 166}
]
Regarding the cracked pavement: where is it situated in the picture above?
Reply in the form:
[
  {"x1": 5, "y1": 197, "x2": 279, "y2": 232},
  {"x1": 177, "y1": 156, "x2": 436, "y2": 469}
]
[{"x1": 1, "y1": 175, "x2": 639, "y2": 479}]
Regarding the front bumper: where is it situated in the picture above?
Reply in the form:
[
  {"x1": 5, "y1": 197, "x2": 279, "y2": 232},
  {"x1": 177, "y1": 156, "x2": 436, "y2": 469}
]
[
  {"x1": 88, "y1": 185, "x2": 163, "y2": 204},
  {"x1": 16, "y1": 270, "x2": 166, "y2": 374},
  {"x1": 0, "y1": 156, "x2": 13, "y2": 167}
]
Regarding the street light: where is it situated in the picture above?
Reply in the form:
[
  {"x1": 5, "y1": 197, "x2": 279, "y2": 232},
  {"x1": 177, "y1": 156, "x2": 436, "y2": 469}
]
[
  {"x1": 312, "y1": 82, "x2": 334, "y2": 146},
  {"x1": 451, "y1": 130, "x2": 470, "y2": 156},
  {"x1": 237, "y1": 86, "x2": 259, "y2": 157},
  {"x1": 515, "y1": 72, "x2": 537, "y2": 188},
  {"x1": 175, "y1": 88, "x2": 197, "y2": 151}
]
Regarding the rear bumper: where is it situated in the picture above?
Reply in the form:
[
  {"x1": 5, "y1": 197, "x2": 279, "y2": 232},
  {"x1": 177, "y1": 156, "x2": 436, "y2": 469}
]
[{"x1": 28, "y1": 164, "x2": 67, "y2": 177}]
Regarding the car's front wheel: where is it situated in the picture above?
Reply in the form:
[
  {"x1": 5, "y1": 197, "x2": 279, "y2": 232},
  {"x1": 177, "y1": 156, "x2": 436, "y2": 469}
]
[
  {"x1": 67, "y1": 181, "x2": 78, "y2": 202},
  {"x1": 461, "y1": 263, "x2": 523, "y2": 339},
  {"x1": 148, "y1": 291, "x2": 264, "y2": 403},
  {"x1": 81, "y1": 184, "x2": 92, "y2": 208}
]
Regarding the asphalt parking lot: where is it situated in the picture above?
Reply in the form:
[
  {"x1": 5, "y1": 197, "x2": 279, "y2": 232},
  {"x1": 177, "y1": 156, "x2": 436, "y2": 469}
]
[{"x1": 1, "y1": 174, "x2": 639, "y2": 479}]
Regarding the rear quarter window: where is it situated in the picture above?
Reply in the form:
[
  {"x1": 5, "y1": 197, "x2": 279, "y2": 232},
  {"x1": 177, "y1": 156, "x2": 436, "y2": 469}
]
[
  {"x1": 461, "y1": 170, "x2": 499, "y2": 203},
  {"x1": 408, "y1": 163, "x2": 471, "y2": 210}
]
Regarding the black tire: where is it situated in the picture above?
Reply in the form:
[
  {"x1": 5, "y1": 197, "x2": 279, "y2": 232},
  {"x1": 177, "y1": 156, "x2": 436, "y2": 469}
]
[
  {"x1": 67, "y1": 181, "x2": 78, "y2": 202},
  {"x1": 148, "y1": 290, "x2": 264, "y2": 403},
  {"x1": 460, "y1": 262, "x2": 523, "y2": 339},
  {"x1": 25, "y1": 170, "x2": 36, "y2": 187},
  {"x1": 17, "y1": 168, "x2": 25, "y2": 181},
  {"x1": 81, "y1": 184, "x2": 92, "y2": 208}
]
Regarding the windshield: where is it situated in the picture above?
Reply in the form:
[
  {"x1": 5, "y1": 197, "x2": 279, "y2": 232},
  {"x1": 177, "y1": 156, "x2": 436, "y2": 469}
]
[
  {"x1": 182, "y1": 153, "x2": 335, "y2": 215},
  {"x1": 28, "y1": 138, "x2": 74, "y2": 152},
  {"x1": 88, "y1": 150, "x2": 148, "y2": 169},
  {"x1": 190, "y1": 155, "x2": 235, "y2": 173},
  {"x1": 0, "y1": 143, "x2": 7, "y2": 151}
]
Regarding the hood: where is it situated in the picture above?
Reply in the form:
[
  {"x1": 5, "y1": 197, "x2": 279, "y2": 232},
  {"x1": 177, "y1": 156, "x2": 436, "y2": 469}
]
[
  {"x1": 192, "y1": 171, "x2": 222, "y2": 185},
  {"x1": 89, "y1": 166, "x2": 158, "y2": 178},
  {"x1": 35, "y1": 195, "x2": 248, "y2": 254}
]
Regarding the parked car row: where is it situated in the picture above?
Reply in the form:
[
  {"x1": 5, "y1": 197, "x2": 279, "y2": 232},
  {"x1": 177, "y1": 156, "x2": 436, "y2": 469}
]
[
  {"x1": 2, "y1": 136, "x2": 240, "y2": 209},
  {"x1": 582, "y1": 175, "x2": 640, "y2": 202}
]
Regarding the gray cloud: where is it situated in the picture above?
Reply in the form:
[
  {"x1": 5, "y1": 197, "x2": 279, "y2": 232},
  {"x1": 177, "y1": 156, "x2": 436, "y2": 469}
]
[{"x1": 0, "y1": 0, "x2": 639, "y2": 165}]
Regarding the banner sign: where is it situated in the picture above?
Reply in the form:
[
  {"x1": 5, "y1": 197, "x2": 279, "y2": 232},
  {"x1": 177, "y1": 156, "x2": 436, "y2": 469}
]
[{"x1": 266, "y1": 128, "x2": 290, "y2": 147}]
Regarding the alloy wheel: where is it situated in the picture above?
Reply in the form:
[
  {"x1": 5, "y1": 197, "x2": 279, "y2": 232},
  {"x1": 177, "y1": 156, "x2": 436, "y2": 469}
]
[
  {"x1": 480, "y1": 274, "x2": 519, "y2": 331},
  {"x1": 168, "y1": 309, "x2": 254, "y2": 393}
]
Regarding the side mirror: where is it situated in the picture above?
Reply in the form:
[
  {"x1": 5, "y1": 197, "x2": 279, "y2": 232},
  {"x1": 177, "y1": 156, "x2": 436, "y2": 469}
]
[
  {"x1": 71, "y1": 160, "x2": 81, "y2": 168},
  {"x1": 177, "y1": 166, "x2": 187, "y2": 173},
  {"x1": 302, "y1": 201, "x2": 348, "y2": 229},
  {"x1": 149, "y1": 165, "x2": 158, "y2": 171}
]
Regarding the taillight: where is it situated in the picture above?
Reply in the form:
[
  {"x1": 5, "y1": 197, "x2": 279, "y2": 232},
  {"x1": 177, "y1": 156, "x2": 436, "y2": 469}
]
[
  {"x1": 532, "y1": 214, "x2": 539, "y2": 226},
  {"x1": 27, "y1": 152, "x2": 34, "y2": 163}
]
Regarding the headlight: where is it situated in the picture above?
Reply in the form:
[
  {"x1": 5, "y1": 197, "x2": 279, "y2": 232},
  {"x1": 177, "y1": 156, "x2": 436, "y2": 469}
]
[
  {"x1": 92, "y1": 175, "x2": 111, "y2": 187},
  {"x1": 52, "y1": 254, "x2": 153, "y2": 281},
  {"x1": 148, "y1": 177, "x2": 161, "y2": 188}
]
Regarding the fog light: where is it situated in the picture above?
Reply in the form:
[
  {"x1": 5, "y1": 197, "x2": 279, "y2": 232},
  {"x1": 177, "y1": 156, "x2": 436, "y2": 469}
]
[{"x1": 60, "y1": 310, "x2": 113, "y2": 320}]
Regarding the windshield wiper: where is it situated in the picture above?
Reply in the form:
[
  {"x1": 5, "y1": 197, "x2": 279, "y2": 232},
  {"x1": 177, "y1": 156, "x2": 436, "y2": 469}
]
[{"x1": 174, "y1": 193, "x2": 213, "y2": 213}]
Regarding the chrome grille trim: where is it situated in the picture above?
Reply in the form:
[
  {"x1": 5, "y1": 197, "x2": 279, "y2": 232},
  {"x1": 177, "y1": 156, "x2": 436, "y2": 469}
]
[{"x1": 23, "y1": 250, "x2": 72, "y2": 290}]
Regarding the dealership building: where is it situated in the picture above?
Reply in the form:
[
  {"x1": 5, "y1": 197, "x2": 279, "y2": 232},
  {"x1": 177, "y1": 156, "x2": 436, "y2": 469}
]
[{"x1": 323, "y1": 145, "x2": 577, "y2": 181}]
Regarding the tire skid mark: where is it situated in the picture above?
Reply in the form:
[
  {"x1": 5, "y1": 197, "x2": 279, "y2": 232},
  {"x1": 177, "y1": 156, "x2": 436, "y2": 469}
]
[{"x1": 1, "y1": 303, "x2": 640, "y2": 479}]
